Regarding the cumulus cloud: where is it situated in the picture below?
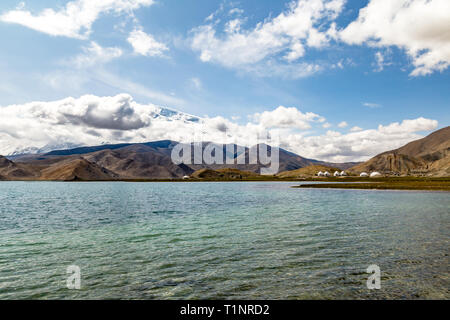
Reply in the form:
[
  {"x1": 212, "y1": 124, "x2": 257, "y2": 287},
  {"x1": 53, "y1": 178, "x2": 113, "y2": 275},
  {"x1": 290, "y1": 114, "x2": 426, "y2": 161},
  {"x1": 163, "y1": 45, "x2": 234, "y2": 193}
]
[
  {"x1": 338, "y1": 121, "x2": 348, "y2": 128},
  {"x1": 128, "y1": 28, "x2": 168, "y2": 57},
  {"x1": 377, "y1": 117, "x2": 438, "y2": 134},
  {"x1": 0, "y1": 94, "x2": 438, "y2": 162},
  {"x1": 0, "y1": 0, "x2": 153, "y2": 39},
  {"x1": 190, "y1": 0, "x2": 344, "y2": 77},
  {"x1": 350, "y1": 126, "x2": 363, "y2": 132},
  {"x1": 282, "y1": 119, "x2": 438, "y2": 162},
  {"x1": 251, "y1": 106, "x2": 325, "y2": 130},
  {"x1": 339, "y1": 0, "x2": 450, "y2": 76},
  {"x1": 0, "y1": 94, "x2": 187, "y2": 155},
  {"x1": 189, "y1": 0, "x2": 450, "y2": 77}
]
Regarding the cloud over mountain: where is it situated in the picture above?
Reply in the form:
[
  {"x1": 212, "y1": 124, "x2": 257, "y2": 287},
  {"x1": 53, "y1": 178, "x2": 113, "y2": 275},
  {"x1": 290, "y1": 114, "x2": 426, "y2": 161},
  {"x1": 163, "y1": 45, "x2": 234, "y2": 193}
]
[{"x1": 0, "y1": 94, "x2": 438, "y2": 162}]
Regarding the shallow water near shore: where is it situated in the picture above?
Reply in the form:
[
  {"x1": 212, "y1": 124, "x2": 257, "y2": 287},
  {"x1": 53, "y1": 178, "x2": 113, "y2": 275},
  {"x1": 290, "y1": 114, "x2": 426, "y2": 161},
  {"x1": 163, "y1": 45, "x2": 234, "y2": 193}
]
[{"x1": 0, "y1": 181, "x2": 448, "y2": 299}]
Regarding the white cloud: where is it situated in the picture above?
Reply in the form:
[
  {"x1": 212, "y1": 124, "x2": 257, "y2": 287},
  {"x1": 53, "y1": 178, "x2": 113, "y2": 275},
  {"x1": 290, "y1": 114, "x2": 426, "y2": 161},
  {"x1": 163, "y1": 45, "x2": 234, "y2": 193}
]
[
  {"x1": 374, "y1": 51, "x2": 384, "y2": 72},
  {"x1": 224, "y1": 19, "x2": 243, "y2": 34},
  {"x1": 190, "y1": 0, "x2": 344, "y2": 77},
  {"x1": 339, "y1": 0, "x2": 450, "y2": 76},
  {"x1": 350, "y1": 126, "x2": 363, "y2": 132},
  {"x1": 229, "y1": 8, "x2": 244, "y2": 16},
  {"x1": 322, "y1": 122, "x2": 332, "y2": 128},
  {"x1": 282, "y1": 118, "x2": 438, "y2": 162},
  {"x1": 377, "y1": 117, "x2": 438, "y2": 134},
  {"x1": 190, "y1": 0, "x2": 450, "y2": 77},
  {"x1": 0, "y1": 0, "x2": 153, "y2": 39},
  {"x1": 0, "y1": 94, "x2": 189, "y2": 155},
  {"x1": 127, "y1": 28, "x2": 168, "y2": 57},
  {"x1": 251, "y1": 106, "x2": 325, "y2": 130},
  {"x1": 338, "y1": 121, "x2": 348, "y2": 128},
  {"x1": 0, "y1": 94, "x2": 438, "y2": 162},
  {"x1": 70, "y1": 42, "x2": 123, "y2": 68}
]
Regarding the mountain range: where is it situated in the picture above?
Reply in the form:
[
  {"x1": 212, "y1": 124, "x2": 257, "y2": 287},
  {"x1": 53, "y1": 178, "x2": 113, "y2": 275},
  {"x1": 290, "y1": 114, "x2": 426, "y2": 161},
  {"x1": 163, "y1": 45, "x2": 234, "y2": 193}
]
[
  {"x1": 0, "y1": 126, "x2": 448, "y2": 180},
  {"x1": 0, "y1": 140, "x2": 356, "y2": 180}
]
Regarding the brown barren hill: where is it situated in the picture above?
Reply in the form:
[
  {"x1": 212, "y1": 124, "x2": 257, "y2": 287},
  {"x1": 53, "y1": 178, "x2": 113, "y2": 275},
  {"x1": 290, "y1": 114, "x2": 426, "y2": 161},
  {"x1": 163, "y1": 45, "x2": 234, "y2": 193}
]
[
  {"x1": 350, "y1": 153, "x2": 426, "y2": 175},
  {"x1": 39, "y1": 158, "x2": 118, "y2": 181},
  {"x1": 12, "y1": 140, "x2": 360, "y2": 179},
  {"x1": 277, "y1": 164, "x2": 341, "y2": 178},
  {"x1": 83, "y1": 145, "x2": 194, "y2": 179},
  {"x1": 0, "y1": 155, "x2": 38, "y2": 180},
  {"x1": 395, "y1": 125, "x2": 450, "y2": 158},
  {"x1": 350, "y1": 126, "x2": 450, "y2": 176}
]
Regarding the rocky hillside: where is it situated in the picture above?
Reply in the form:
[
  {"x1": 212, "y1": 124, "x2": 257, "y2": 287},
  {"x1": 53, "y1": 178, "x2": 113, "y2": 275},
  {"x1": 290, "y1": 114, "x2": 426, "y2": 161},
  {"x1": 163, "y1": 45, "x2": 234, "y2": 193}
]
[
  {"x1": 0, "y1": 155, "x2": 37, "y2": 179},
  {"x1": 39, "y1": 158, "x2": 118, "y2": 181},
  {"x1": 350, "y1": 126, "x2": 449, "y2": 176},
  {"x1": 82, "y1": 145, "x2": 194, "y2": 179}
]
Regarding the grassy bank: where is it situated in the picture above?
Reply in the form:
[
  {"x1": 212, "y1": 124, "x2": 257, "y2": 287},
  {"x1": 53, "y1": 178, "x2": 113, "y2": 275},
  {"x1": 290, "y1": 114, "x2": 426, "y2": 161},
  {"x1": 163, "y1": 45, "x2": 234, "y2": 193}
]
[{"x1": 294, "y1": 177, "x2": 450, "y2": 191}]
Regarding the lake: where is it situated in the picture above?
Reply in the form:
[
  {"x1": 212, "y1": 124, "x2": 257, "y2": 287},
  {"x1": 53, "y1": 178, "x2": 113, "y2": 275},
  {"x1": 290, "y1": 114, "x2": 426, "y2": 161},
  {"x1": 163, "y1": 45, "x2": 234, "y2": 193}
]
[{"x1": 0, "y1": 181, "x2": 448, "y2": 299}]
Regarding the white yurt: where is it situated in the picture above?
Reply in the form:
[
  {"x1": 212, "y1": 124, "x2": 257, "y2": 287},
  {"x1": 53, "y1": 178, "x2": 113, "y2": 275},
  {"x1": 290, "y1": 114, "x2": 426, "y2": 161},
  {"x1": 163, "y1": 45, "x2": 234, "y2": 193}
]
[
  {"x1": 360, "y1": 172, "x2": 369, "y2": 177},
  {"x1": 370, "y1": 172, "x2": 382, "y2": 177},
  {"x1": 324, "y1": 171, "x2": 331, "y2": 177},
  {"x1": 183, "y1": 175, "x2": 190, "y2": 180},
  {"x1": 317, "y1": 171, "x2": 324, "y2": 176},
  {"x1": 334, "y1": 171, "x2": 340, "y2": 177},
  {"x1": 340, "y1": 171, "x2": 347, "y2": 176}
]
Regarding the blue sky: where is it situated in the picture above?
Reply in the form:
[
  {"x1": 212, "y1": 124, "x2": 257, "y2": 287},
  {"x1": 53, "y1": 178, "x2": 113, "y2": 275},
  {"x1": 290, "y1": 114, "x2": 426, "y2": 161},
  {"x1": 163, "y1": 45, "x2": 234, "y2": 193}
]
[{"x1": 0, "y1": 0, "x2": 448, "y2": 161}]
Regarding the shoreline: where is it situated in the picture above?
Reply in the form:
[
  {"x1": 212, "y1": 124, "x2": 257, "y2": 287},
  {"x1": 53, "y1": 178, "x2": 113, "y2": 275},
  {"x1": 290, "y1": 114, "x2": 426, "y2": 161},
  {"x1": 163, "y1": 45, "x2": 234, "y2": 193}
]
[{"x1": 1, "y1": 177, "x2": 450, "y2": 191}]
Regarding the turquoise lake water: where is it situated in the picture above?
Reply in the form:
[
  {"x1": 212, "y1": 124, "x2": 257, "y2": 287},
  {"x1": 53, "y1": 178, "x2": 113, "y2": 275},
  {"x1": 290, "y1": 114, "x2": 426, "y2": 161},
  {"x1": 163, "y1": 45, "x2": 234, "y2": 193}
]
[{"x1": 0, "y1": 181, "x2": 448, "y2": 299}]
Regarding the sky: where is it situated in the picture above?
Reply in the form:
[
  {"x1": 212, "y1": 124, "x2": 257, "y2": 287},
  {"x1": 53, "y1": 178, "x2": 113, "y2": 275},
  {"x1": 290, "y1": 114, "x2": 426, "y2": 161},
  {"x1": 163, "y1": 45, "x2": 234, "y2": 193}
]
[{"x1": 0, "y1": 0, "x2": 449, "y2": 162}]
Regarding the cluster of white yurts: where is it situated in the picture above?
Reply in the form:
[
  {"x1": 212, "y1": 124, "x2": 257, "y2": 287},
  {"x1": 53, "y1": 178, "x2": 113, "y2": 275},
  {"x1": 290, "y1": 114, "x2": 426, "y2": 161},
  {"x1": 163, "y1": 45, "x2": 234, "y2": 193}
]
[
  {"x1": 317, "y1": 171, "x2": 347, "y2": 177},
  {"x1": 317, "y1": 171, "x2": 382, "y2": 177}
]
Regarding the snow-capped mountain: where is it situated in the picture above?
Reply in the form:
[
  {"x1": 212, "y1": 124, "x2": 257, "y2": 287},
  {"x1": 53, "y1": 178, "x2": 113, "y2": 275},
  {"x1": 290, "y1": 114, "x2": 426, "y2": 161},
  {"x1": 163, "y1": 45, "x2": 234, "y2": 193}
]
[{"x1": 1, "y1": 94, "x2": 204, "y2": 156}]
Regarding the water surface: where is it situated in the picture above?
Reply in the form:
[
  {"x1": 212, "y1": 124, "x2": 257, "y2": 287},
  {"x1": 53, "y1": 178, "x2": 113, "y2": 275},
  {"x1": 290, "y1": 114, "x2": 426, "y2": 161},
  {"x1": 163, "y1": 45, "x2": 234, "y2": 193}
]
[{"x1": 0, "y1": 181, "x2": 448, "y2": 299}]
